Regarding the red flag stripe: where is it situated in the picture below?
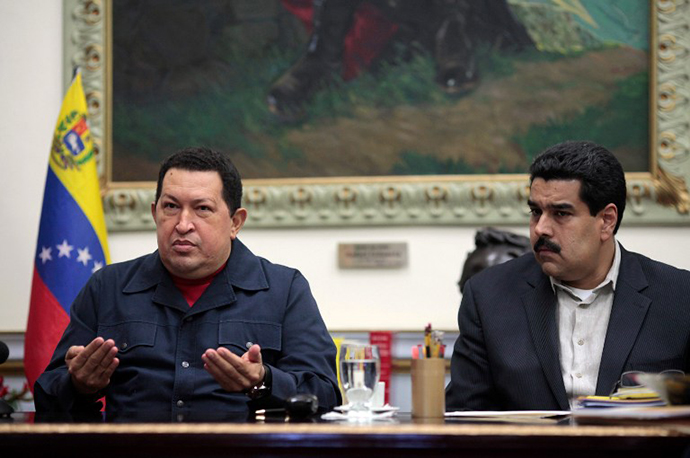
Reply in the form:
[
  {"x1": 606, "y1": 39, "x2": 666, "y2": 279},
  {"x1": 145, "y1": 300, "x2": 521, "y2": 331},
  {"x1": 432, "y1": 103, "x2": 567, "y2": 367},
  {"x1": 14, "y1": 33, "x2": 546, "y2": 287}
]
[{"x1": 25, "y1": 268, "x2": 70, "y2": 392}]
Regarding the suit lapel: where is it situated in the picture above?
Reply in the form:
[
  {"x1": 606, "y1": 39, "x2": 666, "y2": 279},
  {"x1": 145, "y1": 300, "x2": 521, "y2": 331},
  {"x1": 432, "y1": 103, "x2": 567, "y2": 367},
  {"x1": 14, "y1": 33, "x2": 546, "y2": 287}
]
[
  {"x1": 595, "y1": 248, "x2": 650, "y2": 395},
  {"x1": 522, "y1": 268, "x2": 570, "y2": 410}
]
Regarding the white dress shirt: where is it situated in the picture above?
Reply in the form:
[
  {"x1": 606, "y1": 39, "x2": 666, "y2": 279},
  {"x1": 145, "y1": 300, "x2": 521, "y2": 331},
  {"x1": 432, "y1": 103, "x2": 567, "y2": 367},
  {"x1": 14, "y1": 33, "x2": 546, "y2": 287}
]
[{"x1": 550, "y1": 241, "x2": 621, "y2": 408}]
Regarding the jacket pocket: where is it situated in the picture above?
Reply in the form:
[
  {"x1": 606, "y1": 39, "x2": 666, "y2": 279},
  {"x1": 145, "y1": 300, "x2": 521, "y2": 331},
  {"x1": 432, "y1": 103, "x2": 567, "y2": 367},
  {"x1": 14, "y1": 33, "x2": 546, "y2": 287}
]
[
  {"x1": 218, "y1": 320, "x2": 282, "y2": 354},
  {"x1": 97, "y1": 322, "x2": 157, "y2": 353}
]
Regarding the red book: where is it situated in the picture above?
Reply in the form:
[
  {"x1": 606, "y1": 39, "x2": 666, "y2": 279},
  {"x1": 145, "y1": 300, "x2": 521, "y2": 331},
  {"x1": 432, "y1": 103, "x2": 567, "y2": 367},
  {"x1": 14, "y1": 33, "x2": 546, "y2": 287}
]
[{"x1": 369, "y1": 331, "x2": 393, "y2": 405}]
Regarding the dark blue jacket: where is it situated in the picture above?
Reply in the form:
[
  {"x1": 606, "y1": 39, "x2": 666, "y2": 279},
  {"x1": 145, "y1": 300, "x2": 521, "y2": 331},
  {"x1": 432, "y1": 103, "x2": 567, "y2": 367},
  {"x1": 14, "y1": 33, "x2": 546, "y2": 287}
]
[{"x1": 35, "y1": 239, "x2": 340, "y2": 419}]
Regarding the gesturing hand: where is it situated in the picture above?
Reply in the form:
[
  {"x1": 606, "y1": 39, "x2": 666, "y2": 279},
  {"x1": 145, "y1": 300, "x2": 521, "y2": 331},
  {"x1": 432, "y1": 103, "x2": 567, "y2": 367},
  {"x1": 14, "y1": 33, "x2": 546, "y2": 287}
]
[
  {"x1": 66, "y1": 337, "x2": 119, "y2": 394},
  {"x1": 202, "y1": 344, "x2": 265, "y2": 392}
]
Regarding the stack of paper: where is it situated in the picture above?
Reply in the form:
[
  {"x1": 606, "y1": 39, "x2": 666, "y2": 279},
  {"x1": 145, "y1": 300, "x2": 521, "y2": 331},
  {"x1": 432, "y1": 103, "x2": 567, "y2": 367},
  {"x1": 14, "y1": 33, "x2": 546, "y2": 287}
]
[
  {"x1": 573, "y1": 406, "x2": 690, "y2": 421},
  {"x1": 576, "y1": 396, "x2": 666, "y2": 408},
  {"x1": 445, "y1": 410, "x2": 570, "y2": 424},
  {"x1": 576, "y1": 384, "x2": 666, "y2": 408}
]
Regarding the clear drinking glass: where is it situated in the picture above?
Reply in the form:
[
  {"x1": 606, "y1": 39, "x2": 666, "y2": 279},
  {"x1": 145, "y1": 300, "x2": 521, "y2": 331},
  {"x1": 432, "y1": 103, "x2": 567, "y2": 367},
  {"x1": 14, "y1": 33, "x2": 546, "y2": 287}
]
[{"x1": 339, "y1": 344, "x2": 381, "y2": 413}]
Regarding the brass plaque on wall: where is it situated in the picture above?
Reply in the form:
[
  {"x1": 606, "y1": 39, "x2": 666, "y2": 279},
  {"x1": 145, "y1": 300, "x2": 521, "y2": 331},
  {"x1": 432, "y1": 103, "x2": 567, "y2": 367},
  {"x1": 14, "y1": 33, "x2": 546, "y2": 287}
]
[{"x1": 338, "y1": 243, "x2": 408, "y2": 269}]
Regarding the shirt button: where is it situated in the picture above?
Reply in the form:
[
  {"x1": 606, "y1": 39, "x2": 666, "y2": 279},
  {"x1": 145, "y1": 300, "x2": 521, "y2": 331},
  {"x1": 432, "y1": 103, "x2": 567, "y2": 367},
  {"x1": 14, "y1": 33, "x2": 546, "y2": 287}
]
[
  {"x1": 577, "y1": 339, "x2": 584, "y2": 346},
  {"x1": 122, "y1": 342, "x2": 128, "y2": 349},
  {"x1": 185, "y1": 317, "x2": 193, "y2": 322},
  {"x1": 181, "y1": 361, "x2": 190, "y2": 368},
  {"x1": 576, "y1": 373, "x2": 583, "y2": 378},
  {"x1": 177, "y1": 400, "x2": 184, "y2": 407}
]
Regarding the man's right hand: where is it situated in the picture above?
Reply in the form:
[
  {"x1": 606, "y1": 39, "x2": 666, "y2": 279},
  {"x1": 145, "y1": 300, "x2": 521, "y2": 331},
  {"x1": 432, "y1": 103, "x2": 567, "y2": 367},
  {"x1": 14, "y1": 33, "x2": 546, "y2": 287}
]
[{"x1": 66, "y1": 337, "x2": 119, "y2": 394}]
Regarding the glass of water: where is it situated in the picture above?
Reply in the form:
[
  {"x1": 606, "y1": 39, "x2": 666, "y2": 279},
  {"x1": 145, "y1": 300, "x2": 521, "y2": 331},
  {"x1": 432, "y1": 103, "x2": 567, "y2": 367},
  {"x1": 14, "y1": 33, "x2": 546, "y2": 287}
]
[{"x1": 339, "y1": 343, "x2": 381, "y2": 414}]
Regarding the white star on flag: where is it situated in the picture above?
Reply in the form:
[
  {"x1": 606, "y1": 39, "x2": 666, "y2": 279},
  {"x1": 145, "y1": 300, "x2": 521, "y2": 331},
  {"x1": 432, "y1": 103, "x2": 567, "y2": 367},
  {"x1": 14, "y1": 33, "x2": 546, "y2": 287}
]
[
  {"x1": 56, "y1": 239, "x2": 74, "y2": 258},
  {"x1": 92, "y1": 261, "x2": 104, "y2": 273},
  {"x1": 76, "y1": 246, "x2": 92, "y2": 266},
  {"x1": 38, "y1": 246, "x2": 53, "y2": 264}
]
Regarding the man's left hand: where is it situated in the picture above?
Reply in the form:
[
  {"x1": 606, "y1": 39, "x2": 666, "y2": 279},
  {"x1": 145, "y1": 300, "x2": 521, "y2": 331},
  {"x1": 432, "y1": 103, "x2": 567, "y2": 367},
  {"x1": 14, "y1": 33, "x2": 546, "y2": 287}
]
[{"x1": 202, "y1": 344, "x2": 265, "y2": 392}]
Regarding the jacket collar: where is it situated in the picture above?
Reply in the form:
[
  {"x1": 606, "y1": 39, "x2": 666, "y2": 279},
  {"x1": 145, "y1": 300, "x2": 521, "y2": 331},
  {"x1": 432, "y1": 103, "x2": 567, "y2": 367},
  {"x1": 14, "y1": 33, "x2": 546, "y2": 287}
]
[
  {"x1": 521, "y1": 258, "x2": 570, "y2": 410},
  {"x1": 122, "y1": 251, "x2": 167, "y2": 293},
  {"x1": 595, "y1": 245, "x2": 650, "y2": 395},
  {"x1": 221, "y1": 238, "x2": 270, "y2": 291},
  {"x1": 123, "y1": 238, "x2": 268, "y2": 291},
  {"x1": 122, "y1": 238, "x2": 269, "y2": 314}
]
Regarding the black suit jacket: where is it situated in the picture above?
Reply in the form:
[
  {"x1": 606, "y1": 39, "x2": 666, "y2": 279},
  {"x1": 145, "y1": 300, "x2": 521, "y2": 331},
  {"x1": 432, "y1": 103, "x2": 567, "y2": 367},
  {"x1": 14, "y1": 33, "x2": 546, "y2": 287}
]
[{"x1": 446, "y1": 244, "x2": 690, "y2": 411}]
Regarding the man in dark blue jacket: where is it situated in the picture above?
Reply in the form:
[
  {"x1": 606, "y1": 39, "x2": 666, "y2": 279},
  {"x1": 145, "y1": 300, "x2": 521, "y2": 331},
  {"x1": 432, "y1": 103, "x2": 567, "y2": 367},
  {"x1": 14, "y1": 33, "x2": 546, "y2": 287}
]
[{"x1": 36, "y1": 147, "x2": 341, "y2": 419}]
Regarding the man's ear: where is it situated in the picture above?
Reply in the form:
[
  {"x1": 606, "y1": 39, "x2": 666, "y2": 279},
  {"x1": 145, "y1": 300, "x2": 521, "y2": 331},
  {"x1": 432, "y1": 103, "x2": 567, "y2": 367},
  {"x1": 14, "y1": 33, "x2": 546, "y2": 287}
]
[
  {"x1": 600, "y1": 203, "x2": 618, "y2": 240},
  {"x1": 151, "y1": 202, "x2": 157, "y2": 224},
  {"x1": 229, "y1": 208, "x2": 248, "y2": 240}
]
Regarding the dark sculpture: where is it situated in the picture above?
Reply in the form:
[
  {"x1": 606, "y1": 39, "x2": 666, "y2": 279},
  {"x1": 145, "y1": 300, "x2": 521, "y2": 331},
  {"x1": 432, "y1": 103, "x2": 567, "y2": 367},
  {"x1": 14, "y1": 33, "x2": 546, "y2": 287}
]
[{"x1": 458, "y1": 227, "x2": 531, "y2": 293}]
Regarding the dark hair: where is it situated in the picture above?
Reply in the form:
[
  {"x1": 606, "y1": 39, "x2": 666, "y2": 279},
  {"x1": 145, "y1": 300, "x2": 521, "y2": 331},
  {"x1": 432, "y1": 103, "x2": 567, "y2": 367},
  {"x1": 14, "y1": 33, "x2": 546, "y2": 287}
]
[
  {"x1": 155, "y1": 147, "x2": 242, "y2": 214},
  {"x1": 529, "y1": 141, "x2": 626, "y2": 234}
]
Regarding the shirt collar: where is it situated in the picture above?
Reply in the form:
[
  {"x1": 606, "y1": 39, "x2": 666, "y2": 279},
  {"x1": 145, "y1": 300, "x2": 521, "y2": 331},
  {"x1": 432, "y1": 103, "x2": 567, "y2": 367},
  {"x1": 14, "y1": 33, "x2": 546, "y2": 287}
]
[{"x1": 549, "y1": 240, "x2": 621, "y2": 298}]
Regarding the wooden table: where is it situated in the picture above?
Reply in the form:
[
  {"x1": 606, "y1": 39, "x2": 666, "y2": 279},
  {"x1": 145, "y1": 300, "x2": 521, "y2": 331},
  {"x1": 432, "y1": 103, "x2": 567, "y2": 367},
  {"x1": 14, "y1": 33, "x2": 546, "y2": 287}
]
[{"x1": 1, "y1": 413, "x2": 689, "y2": 457}]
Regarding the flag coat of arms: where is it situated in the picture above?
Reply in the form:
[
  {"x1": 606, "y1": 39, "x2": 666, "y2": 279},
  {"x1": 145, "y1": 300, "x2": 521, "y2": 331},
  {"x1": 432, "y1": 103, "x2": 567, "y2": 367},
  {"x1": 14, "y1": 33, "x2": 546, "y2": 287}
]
[{"x1": 25, "y1": 72, "x2": 110, "y2": 391}]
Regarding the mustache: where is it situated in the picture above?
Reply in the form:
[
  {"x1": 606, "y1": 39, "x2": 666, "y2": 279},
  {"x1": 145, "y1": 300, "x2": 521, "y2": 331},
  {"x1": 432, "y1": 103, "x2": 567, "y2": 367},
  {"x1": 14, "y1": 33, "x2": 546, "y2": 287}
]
[{"x1": 534, "y1": 237, "x2": 561, "y2": 254}]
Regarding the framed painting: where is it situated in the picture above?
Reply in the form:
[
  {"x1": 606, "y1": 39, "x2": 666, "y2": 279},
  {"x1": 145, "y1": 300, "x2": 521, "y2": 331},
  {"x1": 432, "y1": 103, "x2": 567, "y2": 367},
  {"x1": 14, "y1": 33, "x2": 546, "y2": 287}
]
[{"x1": 63, "y1": 0, "x2": 690, "y2": 230}]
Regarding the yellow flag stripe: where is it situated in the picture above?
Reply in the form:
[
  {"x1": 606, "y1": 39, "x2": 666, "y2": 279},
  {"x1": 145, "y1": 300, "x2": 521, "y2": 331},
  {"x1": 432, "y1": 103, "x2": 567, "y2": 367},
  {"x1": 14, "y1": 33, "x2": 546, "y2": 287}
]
[{"x1": 49, "y1": 72, "x2": 110, "y2": 263}]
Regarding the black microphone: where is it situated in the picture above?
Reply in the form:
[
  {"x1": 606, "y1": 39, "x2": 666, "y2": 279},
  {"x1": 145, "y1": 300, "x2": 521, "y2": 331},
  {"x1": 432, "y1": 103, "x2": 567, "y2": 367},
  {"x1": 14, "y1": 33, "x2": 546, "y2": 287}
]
[
  {"x1": 0, "y1": 340, "x2": 12, "y2": 417},
  {"x1": 254, "y1": 394, "x2": 319, "y2": 421},
  {"x1": 0, "y1": 341, "x2": 9, "y2": 365}
]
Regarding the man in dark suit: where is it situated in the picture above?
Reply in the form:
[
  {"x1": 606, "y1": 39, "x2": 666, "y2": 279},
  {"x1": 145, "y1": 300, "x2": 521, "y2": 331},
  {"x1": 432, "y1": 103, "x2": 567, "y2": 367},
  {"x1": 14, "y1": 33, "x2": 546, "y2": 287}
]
[{"x1": 446, "y1": 141, "x2": 690, "y2": 411}]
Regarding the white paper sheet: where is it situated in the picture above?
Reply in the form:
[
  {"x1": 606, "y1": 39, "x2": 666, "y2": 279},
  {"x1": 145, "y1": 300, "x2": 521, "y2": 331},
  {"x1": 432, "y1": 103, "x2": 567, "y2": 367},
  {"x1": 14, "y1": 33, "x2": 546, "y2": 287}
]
[{"x1": 445, "y1": 410, "x2": 570, "y2": 418}]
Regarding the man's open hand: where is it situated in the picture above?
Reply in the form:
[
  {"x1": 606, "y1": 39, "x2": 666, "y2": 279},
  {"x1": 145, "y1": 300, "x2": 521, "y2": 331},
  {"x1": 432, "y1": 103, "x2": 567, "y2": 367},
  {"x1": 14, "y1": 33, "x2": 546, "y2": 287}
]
[
  {"x1": 202, "y1": 344, "x2": 265, "y2": 392},
  {"x1": 66, "y1": 337, "x2": 119, "y2": 394}
]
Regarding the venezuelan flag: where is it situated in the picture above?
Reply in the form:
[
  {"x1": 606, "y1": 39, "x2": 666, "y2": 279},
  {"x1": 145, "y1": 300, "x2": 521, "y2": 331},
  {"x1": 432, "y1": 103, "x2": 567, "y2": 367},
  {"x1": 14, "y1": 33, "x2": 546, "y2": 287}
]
[{"x1": 25, "y1": 72, "x2": 110, "y2": 392}]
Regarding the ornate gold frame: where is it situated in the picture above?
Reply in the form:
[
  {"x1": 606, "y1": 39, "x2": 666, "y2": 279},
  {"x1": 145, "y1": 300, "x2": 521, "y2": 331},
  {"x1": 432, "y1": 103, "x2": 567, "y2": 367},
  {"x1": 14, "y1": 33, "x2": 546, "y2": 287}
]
[{"x1": 63, "y1": 0, "x2": 690, "y2": 231}]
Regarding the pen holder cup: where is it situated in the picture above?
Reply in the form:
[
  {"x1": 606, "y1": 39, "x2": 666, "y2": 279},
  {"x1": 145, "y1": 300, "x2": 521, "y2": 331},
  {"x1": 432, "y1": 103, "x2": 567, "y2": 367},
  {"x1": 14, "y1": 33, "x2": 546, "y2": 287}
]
[{"x1": 411, "y1": 358, "x2": 446, "y2": 418}]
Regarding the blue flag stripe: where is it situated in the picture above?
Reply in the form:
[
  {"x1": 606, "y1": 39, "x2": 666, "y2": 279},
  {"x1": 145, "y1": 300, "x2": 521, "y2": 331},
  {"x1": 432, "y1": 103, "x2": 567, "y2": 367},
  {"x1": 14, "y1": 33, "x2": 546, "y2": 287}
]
[{"x1": 35, "y1": 167, "x2": 106, "y2": 313}]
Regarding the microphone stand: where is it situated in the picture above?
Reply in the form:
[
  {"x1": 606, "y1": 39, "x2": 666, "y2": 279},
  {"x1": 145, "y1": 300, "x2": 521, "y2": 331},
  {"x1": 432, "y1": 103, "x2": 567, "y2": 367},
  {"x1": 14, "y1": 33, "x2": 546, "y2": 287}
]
[
  {"x1": 0, "y1": 341, "x2": 15, "y2": 418},
  {"x1": 0, "y1": 398, "x2": 13, "y2": 418}
]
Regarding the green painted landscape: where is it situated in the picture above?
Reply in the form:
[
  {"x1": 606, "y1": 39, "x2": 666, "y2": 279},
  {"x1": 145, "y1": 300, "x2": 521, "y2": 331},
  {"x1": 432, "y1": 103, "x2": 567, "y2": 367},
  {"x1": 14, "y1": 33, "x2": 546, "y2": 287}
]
[{"x1": 111, "y1": 0, "x2": 650, "y2": 181}]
